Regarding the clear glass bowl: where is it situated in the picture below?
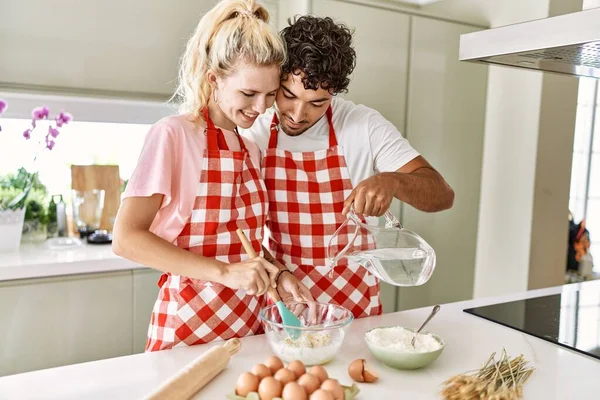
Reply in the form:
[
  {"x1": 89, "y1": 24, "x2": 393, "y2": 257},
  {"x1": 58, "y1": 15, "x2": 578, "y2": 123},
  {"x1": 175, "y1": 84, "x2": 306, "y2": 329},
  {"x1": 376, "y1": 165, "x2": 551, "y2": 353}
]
[{"x1": 259, "y1": 301, "x2": 354, "y2": 365}]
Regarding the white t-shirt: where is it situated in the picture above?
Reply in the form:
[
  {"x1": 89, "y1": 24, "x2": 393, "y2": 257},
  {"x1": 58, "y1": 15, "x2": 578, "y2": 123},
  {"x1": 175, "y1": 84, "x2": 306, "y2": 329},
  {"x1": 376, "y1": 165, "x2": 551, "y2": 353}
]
[{"x1": 240, "y1": 97, "x2": 419, "y2": 188}]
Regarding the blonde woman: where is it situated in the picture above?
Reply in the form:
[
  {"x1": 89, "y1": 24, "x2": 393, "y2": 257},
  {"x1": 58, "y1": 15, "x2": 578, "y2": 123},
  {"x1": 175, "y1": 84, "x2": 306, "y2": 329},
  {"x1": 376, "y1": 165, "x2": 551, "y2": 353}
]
[{"x1": 113, "y1": 0, "x2": 309, "y2": 351}]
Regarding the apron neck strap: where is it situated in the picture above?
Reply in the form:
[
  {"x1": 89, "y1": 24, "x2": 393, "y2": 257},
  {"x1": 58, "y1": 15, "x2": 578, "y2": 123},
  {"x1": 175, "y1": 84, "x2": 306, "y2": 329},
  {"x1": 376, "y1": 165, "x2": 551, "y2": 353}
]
[
  {"x1": 268, "y1": 105, "x2": 337, "y2": 149},
  {"x1": 202, "y1": 107, "x2": 246, "y2": 152},
  {"x1": 325, "y1": 106, "x2": 337, "y2": 147},
  {"x1": 268, "y1": 113, "x2": 280, "y2": 149}
]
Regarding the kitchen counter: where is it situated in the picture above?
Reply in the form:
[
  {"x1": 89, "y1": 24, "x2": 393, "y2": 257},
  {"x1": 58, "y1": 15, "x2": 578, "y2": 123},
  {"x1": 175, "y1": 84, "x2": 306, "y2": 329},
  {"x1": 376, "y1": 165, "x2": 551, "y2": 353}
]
[
  {"x1": 2, "y1": 281, "x2": 600, "y2": 399},
  {"x1": 0, "y1": 242, "x2": 143, "y2": 281}
]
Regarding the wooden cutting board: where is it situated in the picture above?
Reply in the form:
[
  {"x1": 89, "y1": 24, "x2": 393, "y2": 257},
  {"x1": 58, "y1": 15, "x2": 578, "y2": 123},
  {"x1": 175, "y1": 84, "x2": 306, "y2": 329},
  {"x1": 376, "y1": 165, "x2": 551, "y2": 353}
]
[{"x1": 71, "y1": 165, "x2": 121, "y2": 232}]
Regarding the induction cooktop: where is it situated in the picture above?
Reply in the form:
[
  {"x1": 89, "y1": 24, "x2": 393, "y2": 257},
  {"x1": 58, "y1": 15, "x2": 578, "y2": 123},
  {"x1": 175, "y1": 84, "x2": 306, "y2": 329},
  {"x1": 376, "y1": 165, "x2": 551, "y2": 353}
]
[{"x1": 464, "y1": 283, "x2": 600, "y2": 360}]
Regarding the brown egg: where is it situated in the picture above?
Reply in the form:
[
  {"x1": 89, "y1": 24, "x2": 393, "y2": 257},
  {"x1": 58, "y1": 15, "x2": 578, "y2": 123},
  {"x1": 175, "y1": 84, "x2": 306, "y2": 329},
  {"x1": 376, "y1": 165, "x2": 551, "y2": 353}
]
[
  {"x1": 287, "y1": 360, "x2": 306, "y2": 379},
  {"x1": 258, "y1": 376, "x2": 283, "y2": 400},
  {"x1": 320, "y1": 379, "x2": 344, "y2": 400},
  {"x1": 347, "y1": 358, "x2": 379, "y2": 383},
  {"x1": 274, "y1": 368, "x2": 297, "y2": 386},
  {"x1": 265, "y1": 355, "x2": 285, "y2": 374},
  {"x1": 251, "y1": 363, "x2": 272, "y2": 380},
  {"x1": 282, "y1": 381, "x2": 308, "y2": 400},
  {"x1": 235, "y1": 372, "x2": 259, "y2": 397},
  {"x1": 307, "y1": 365, "x2": 328, "y2": 384},
  {"x1": 310, "y1": 389, "x2": 334, "y2": 400},
  {"x1": 297, "y1": 373, "x2": 320, "y2": 395}
]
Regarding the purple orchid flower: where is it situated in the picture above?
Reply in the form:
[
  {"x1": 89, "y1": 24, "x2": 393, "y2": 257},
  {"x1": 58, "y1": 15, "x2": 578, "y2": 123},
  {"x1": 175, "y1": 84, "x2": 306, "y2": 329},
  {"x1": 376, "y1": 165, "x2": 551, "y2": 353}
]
[
  {"x1": 5, "y1": 104, "x2": 73, "y2": 150},
  {"x1": 48, "y1": 126, "x2": 60, "y2": 138},
  {"x1": 55, "y1": 111, "x2": 73, "y2": 127},
  {"x1": 31, "y1": 106, "x2": 50, "y2": 121}
]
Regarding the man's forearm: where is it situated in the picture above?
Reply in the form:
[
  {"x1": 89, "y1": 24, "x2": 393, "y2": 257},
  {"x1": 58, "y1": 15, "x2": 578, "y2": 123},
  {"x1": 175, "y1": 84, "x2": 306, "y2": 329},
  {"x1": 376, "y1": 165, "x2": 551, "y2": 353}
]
[{"x1": 391, "y1": 167, "x2": 454, "y2": 212}]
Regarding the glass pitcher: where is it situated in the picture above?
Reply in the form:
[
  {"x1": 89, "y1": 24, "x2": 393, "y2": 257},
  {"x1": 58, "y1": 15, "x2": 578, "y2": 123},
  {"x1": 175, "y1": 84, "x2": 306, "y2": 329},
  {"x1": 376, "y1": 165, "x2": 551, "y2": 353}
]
[
  {"x1": 327, "y1": 209, "x2": 436, "y2": 286},
  {"x1": 72, "y1": 189, "x2": 105, "y2": 238}
]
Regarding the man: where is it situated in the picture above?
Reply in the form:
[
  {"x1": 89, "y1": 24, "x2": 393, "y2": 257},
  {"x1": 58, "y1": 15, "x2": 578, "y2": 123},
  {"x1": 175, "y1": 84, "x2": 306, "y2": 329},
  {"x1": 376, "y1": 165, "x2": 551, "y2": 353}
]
[{"x1": 242, "y1": 16, "x2": 454, "y2": 318}]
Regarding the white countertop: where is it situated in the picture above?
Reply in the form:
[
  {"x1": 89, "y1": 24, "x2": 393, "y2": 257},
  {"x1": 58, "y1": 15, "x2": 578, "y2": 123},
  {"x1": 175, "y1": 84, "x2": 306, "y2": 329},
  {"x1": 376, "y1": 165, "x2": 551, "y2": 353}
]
[
  {"x1": 0, "y1": 242, "x2": 143, "y2": 281},
  {"x1": 2, "y1": 281, "x2": 600, "y2": 399}
]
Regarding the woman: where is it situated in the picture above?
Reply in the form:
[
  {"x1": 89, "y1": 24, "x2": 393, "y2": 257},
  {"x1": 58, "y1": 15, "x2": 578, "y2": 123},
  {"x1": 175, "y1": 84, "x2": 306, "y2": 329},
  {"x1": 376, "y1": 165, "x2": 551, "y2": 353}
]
[{"x1": 113, "y1": 0, "x2": 308, "y2": 352}]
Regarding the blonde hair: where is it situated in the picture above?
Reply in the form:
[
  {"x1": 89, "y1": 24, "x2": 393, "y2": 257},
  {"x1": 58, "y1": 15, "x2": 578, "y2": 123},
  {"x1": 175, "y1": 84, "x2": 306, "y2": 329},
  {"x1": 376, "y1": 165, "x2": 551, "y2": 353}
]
[{"x1": 175, "y1": 0, "x2": 285, "y2": 120}]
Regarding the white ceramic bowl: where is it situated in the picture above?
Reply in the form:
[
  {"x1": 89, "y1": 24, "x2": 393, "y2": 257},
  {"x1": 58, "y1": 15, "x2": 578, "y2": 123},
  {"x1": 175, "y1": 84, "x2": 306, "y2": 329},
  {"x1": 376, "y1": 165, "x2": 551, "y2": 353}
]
[{"x1": 365, "y1": 326, "x2": 445, "y2": 370}]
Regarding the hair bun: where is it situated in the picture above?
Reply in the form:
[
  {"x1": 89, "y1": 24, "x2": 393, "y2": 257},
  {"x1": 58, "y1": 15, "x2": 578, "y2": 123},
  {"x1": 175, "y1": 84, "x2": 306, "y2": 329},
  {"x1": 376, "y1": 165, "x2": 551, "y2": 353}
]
[{"x1": 234, "y1": 8, "x2": 255, "y2": 18}]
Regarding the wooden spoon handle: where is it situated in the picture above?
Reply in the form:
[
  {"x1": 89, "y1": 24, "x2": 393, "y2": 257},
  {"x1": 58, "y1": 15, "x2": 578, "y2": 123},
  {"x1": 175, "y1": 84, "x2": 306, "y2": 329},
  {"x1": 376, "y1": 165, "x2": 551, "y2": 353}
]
[{"x1": 235, "y1": 229, "x2": 280, "y2": 302}]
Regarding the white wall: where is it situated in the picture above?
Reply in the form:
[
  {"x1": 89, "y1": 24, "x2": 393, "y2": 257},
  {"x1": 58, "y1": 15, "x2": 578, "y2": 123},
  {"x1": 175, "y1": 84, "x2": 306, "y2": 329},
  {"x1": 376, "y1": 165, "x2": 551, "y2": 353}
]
[
  {"x1": 473, "y1": 69, "x2": 544, "y2": 297},
  {"x1": 473, "y1": 0, "x2": 583, "y2": 297}
]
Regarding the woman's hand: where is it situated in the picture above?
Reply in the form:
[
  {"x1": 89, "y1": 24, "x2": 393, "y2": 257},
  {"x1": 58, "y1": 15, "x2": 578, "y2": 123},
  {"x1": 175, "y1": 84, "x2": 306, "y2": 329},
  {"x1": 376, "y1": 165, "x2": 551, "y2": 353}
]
[{"x1": 221, "y1": 257, "x2": 279, "y2": 296}]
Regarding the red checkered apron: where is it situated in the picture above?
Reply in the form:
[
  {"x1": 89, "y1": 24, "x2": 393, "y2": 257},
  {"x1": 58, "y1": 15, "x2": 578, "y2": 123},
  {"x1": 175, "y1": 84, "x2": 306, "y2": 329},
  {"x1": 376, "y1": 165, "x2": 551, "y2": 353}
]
[
  {"x1": 145, "y1": 108, "x2": 268, "y2": 352},
  {"x1": 263, "y1": 107, "x2": 382, "y2": 318}
]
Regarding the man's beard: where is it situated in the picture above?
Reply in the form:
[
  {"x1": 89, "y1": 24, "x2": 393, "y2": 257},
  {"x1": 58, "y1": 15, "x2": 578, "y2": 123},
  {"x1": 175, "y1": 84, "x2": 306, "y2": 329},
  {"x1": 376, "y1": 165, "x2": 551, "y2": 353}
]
[
  {"x1": 277, "y1": 111, "x2": 311, "y2": 136},
  {"x1": 280, "y1": 121, "x2": 310, "y2": 136}
]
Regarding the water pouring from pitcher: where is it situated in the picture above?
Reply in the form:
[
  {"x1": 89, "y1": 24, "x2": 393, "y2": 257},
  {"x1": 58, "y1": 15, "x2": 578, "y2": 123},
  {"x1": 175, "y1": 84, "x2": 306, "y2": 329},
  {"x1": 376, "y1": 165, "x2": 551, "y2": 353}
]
[{"x1": 326, "y1": 208, "x2": 436, "y2": 286}]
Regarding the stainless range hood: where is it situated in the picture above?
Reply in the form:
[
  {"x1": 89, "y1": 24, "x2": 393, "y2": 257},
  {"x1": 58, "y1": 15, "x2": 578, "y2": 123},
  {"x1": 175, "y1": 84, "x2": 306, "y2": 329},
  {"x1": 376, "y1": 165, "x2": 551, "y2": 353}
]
[{"x1": 459, "y1": 8, "x2": 600, "y2": 78}]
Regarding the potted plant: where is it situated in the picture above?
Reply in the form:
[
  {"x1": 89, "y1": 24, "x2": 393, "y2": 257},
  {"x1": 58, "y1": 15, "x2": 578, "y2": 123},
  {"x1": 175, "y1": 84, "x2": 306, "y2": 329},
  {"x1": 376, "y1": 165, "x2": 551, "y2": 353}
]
[{"x1": 0, "y1": 99, "x2": 72, "y2": 251}]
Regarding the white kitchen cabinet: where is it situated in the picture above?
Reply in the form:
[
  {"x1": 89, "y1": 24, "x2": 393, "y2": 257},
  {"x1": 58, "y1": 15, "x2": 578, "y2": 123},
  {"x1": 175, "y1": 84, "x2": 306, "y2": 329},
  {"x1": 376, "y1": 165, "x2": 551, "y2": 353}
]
[
  {"x1": 313, "y1": 0, "x2": 411, "y2": 314},
  {"x1": 398, "y1": 17, "x2": 488, "y2": 310},
  {"x1": 132, "y1": 269, "x2": 162, "y2": 353},
  {"x1": 0, "y1": 0, "x2": 279, "y2": 97},
  {"x1": 0, "y1": 272, "x2": 133, "y2": 377}
]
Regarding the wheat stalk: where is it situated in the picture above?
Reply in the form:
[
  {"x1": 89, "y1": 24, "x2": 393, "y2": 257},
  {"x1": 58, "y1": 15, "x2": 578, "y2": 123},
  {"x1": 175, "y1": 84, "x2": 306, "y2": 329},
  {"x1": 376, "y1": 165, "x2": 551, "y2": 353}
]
[{"x1": 441, "y1": 349, "x2": 535, "y2": 399}]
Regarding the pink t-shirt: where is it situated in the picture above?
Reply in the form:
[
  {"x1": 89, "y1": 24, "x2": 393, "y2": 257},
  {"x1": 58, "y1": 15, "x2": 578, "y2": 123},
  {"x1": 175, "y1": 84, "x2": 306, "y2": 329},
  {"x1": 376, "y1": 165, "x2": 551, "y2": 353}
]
[{"x1": 123, "y1": 114, "x2": 263, "y2": 243}]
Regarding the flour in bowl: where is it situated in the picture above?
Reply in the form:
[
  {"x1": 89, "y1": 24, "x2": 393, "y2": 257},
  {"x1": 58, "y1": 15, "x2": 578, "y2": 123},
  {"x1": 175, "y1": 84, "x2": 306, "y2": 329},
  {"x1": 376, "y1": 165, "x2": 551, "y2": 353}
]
[
  {"x1": 366, "y1": 326, "x2": 442, "y2": 352},
  {"x1": 269, "y1": 331, "x2": 343, "y2": 365}
]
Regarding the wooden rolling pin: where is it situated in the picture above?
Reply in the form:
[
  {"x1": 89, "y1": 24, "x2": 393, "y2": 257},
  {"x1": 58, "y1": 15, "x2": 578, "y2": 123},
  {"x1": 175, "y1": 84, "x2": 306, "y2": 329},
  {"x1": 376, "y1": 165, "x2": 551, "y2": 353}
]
[
  {"x1": 144, "y1": 338, "x2": 241, "y2": 400},
  {"x1": 235, "y1": 228, "x2": 281, "y2": 302}
]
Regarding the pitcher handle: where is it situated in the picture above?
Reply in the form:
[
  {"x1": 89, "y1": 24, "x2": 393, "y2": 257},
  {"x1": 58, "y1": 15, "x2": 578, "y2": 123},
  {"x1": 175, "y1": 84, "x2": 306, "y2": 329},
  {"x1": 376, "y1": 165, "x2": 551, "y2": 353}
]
[
  {"x1": 383, "y1": 210, "x2": 403, "y2": 229},
  {"x1": 349, "y1": 206, "x2": 403, "y2": 230},
  {"x1": 326, "y1": 218, "x2": 360, "y2": 267}
]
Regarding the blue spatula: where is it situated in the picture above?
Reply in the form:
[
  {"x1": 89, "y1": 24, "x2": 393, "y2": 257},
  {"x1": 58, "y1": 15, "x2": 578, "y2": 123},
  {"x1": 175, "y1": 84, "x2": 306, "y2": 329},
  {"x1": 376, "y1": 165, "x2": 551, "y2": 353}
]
[{"x1": 236, "y1": 229, "x2": 302, "y2": 340}]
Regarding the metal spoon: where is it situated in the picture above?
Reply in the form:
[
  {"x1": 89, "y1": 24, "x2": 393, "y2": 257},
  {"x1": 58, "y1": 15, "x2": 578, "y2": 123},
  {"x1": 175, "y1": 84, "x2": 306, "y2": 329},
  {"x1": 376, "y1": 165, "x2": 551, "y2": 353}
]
[{"x1": 411, "y1": 304, "x2": 441, "y2": 347}]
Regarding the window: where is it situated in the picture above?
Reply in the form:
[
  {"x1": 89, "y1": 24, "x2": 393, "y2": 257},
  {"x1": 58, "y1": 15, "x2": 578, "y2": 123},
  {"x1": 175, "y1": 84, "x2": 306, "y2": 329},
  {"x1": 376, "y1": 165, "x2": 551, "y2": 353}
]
[
  {"x1": 569, "y1": 78, "x2": 600, "y2": 272},
  {"x1": 0, "y1": 118, "x2": 150, "y2": 196},
  {"x1": 0, "y1": 91, "x2": 174, "y2": 207}
]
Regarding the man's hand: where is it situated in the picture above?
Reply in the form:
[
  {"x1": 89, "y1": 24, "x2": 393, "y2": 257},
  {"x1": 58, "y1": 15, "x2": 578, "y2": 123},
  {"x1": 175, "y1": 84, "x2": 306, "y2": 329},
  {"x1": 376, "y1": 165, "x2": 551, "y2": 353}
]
[
  {"x1": 277, "y1": 270, "x2": 314, "y2": 304},
  {"x1": 342, "y1": 172, "x2": 399, "y2": 217},
  {"x1": 342, "y1": 156, "x2": 454, "y2": 215},
  {"x1": 261, "y1": 246, "x2": 314, "y2": 306}
]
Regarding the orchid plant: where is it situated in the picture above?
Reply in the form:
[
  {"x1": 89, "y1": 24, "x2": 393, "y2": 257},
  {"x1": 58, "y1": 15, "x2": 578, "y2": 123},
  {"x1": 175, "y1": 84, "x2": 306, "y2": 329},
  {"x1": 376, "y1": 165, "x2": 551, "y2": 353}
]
[{"x1": 0, "y1": 99, "x2": 73, "y2": 211}]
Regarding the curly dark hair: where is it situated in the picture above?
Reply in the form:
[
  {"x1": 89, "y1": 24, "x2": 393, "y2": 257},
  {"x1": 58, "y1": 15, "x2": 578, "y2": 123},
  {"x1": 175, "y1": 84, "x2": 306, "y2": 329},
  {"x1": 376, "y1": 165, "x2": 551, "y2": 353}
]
[{"x1": 280, "y1": 16, "x2": 356, "y2": 94}]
